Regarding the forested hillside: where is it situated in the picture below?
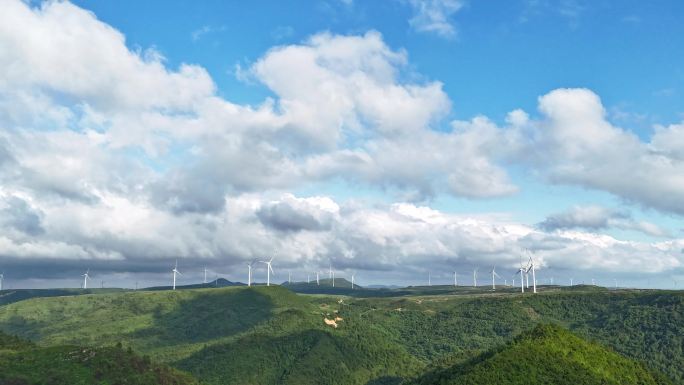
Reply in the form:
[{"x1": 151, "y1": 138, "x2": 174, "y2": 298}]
[
  {"x1": 408, "y1": 323, "x2": 673, "y2": 385},
  {"x1": 0, "y1": 286, "x2": 681, "y2": 384},
  {"x1": 0, "y1": 331, "x2": 198, "y2": 385}
]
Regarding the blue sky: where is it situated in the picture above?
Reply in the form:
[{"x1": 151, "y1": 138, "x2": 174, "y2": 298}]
[
  {"x1": 1, "y1": 0, "x2": 683, "y2": 288},
  {"x1": 74, "y1": 0, "x2": 684, "y2": 126}
]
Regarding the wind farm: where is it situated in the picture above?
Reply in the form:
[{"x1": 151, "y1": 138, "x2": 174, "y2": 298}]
[{"x1": 1, "y1": 0, "x2": 683, "y2": 384}]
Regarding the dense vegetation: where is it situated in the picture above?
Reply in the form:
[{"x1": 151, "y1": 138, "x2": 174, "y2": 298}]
[
  {"x1": 0, "y1": 285, "x2": 681, "y2": 384},
  {"x1": 0, "y1": 331, "x2": 198, "y2": 384},
  {"x1": 408, "y1": 323, "x2": 673, "y2": 385}
]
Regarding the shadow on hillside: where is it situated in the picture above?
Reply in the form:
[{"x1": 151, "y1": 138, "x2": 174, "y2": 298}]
[
  {"x1": 0, "y1": 314, "x2": 52, "y2": 342},
  {"x1": 134, "y1": 288, "x2": 275, "y2": 345}
]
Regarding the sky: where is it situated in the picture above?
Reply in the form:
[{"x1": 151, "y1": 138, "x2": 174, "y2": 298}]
[{"x1": 0, "y1": 0, "x2": 683, "y2": 289}]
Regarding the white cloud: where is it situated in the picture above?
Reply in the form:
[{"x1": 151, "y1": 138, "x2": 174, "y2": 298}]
[
  {"x1": 525, "y1": 88, "x2": 684, "y2": 216},
  {"x1": 0, "y1": 1, "x2": 214, "y2": 113},
  {"x1": 407, "y1": 0, "x2": 464, "y2": 38}
]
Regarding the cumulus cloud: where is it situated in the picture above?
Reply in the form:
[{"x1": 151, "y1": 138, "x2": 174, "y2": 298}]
[
  {"x1": 538, "y1": 205, "x2": 670, "y2": 237},
  {"x1": 525, "y1": 88, "x2": 684, "y2": 216},
  {"x1": 257, "y1": 194, "x2": 339, "y2": 232},
  {"x1": 407, "y1": 0, "x2": 464, "y2": 38}
]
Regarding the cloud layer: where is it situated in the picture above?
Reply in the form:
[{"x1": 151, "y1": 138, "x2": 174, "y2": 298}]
[{"x1": 0, "y1": 1, "x2": 682, "y2": 287}]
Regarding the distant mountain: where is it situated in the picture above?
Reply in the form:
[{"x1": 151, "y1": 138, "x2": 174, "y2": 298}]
[
  {"x1": 408, "y1": 323, "x2": 673, "y2": 385},
  {"x1": 143, "y1": 278, "x2": 245, "y2": 291},
  {"x1": 366, "y1": 284, "x2": 404, "y2": 289},
  {"x1": 0, "y1": 331, "x2": 199, "y2": 385}
]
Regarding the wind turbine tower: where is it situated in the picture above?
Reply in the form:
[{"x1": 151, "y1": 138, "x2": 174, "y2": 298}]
[
  {"x1": 491, "y1": 266, "x2": 500, "y2": 290},
  {"x1": 203, "y1": 266, "x2": 208, "y2": 284},
  {"x1": 316, "y1": 271, "x2": 320, "y2": 285},
  {"x1": 518, "y1": 261, "x2": 525, "y2": 294},
  {"x1": 172, "y1": 261, "x2": 182, "y2": 290},
  {"x1": 259, "y1": 257, "x2": 275, "y2": 286},
  {"x1": 428, "y1": 272, "x2": 431, "y2": 286},
  {"x1": 473, "y1": 268, "x2": 478, "y2": 287},
  {"x1": 0, "y1": 272, "x2": 4, "y2": 291},
  {"x1": 247, "y1": 261, "x2": 255, "y2": 287},
  {"x1": 527, "y1": 256, "x2": 537, "y2": 294},
  {"x1": 453, "y1": 271, "x2": 457, "y2": 287},
  {"x1": 351, "y1": 273, "x2": 355, "y2": 289},
  {"x1": 82, "y1": 269, "x2": 91, "y2": 289}
]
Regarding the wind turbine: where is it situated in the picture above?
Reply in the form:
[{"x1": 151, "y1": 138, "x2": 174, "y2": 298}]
[
  {"x1": 517, "y1": 258, "x2": 525, "y2": 293},
  {"x1": 453, "y1": 271, "x2": 458, "y2": 287},
  {"x1": 329, "y1": 263, "x2": 333, "y2": 279},
  {"x1": 351, "y1": 273, "x2": 356, "y2": 289},
  {"x1": 526, "y1": 254, "x2": 537, "y2": 294},
  {"x1": 82, "y1": 269, "x2": 91, "y2": 289},
  {"x1": 172, "y1": 261, "x2": 182, "y2": 290},
  {"x1": 428, "y1": 272, "x2": 431, "y2": 286},
  {"x1": 332, "y1": 270, "x2": 335, "y2": 287},
  {"x1": 473, "y1": 268, "x2": 478, "y2": 287},
  {"x1": 259, "y1": 257, "x2": 275, "y2": 286},
  {"x1": 0, "y1": 272, "x2": 4, "y2": 291},
  {"x1": 570, "y1": 278, "x2": 573, "y2": 286},
  {"x1": 316, "y1": 271, "x2": 320, "y2": 285},
  {"x1": 307, "y1": 273, "x2": 310, "y2": 284},
  {"x1": 203, "y1": 266, "x2": 208, "y2": 284},
  {"x1": 247, "y1": 260, "x2": 256, "y2": 287},
  {"x1": 491, "y1": 266, "x2": 501, "y2": 290}
]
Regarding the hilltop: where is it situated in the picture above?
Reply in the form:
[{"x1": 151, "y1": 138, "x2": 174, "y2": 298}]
[
  {"x1": 144, "y1": 278, "x2": 245, "y2": 291},
  {"x1": 408, "y1": 323, "x2": 672, "y2": 385},
  {"x1": 0, "y1": 287, "x2": 127, "y2": 306},
  {"x1": 0, "y1": 331, "x2": 199, "y2": 385}
]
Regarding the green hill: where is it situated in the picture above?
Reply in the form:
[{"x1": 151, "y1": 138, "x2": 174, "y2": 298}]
[
  {"x1": 408, "y1": 323, "x2": 672, "y2": 385},
  {"x1": 178, "y1": 328, "x2": 421, "y2": 385},
  {"x1": 0, "y1": 286, "x2": 681, "y2": 384},
  {"x1": 0, "y1": 331, "x2": 198, "y2": 385}
]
